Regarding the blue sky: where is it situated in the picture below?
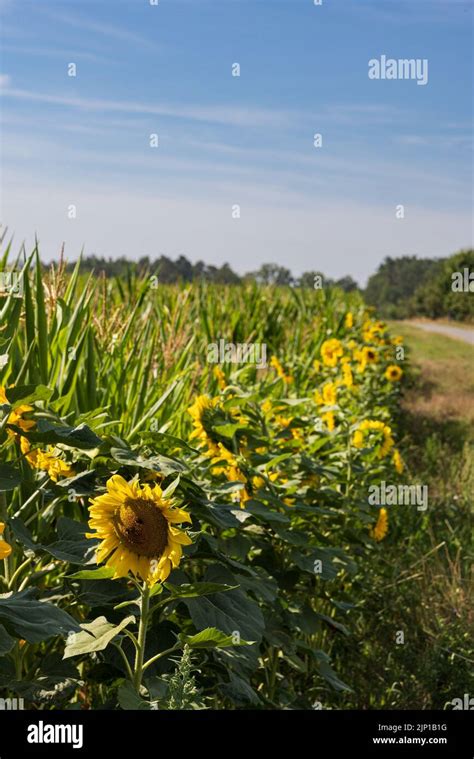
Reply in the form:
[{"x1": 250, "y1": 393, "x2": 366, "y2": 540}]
[{"x1": 0, "y1": 0, "x2": 472, "y2": 283}]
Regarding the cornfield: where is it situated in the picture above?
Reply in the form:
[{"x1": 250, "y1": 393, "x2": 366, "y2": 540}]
[{"x1": 0, "y1": 245, "x2": 414, "y2": 710}]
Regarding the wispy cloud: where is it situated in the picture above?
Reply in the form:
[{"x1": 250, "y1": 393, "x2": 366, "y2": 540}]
[
  {"x1": 45, "y1": 9, "x2": 161, "y2": 50},
  {"x1": 395, "y1": 134, "x2": 473, "y2": 149},
  {"x1": 2, "y1": 44, "x2": 110, "y2": 64},
  {"x1": 347, "y1": 0, "x2": 472, "y2": 26},
  {"x1": 1, "y1": 87, "x2": 297, "y2": 128}
]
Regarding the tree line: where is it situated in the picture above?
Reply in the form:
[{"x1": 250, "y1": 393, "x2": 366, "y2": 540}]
[{"x1": 63, "y1": 248, "x2": 474, "y2": 321}]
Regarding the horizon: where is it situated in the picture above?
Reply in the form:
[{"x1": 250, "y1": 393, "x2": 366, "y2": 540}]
[
  {"x1": 1, "y1": 0, "x2": 472, "y2": 287},
  {"x1": 27, "y1": 247, "x2": 466, "y2": 289}
]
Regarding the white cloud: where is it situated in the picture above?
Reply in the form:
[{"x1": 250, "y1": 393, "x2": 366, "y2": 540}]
[
  {"x1": 2, "y1": 176, "x2": 471, "y2": 285},
  {"x1": 1, "y1": 44, "x2": 110, "y2": 63},
  {"x1": 1, "y1": 87, "x2": 297, "y2": 128},
  {"x1": 45, "y1": 9, "x2": 161, "y2": 50}
]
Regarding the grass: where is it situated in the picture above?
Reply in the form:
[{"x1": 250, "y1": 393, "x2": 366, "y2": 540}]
[
  {"x1": 329, "y1": 323, "x2": 473, "y2": 709},
  {"x1": 390, "y1": 321, "x2": 474, "y2": 425}
]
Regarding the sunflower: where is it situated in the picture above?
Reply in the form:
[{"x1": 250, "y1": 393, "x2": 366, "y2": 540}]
[
  {"x1": 20, "y1": 438, "x2": 74, "y2": 481},
  {"x1": 188, "y1": 394, "x2": 219, "y2": 445},
  {"x1": 322, "y1": 381, "x2": 337, "y2": 405},
  {"x1": 370, "y1": 508, "x2": 388, "y2": 541},
  {"x1": 362, "y1": 346, "x2": 377, "y2": 363},
  {"x1": 314, "y1": 382, "x2": 338, "y2": 406},
  {"x1": 392, "y1": 448, "x2": 404, "y2": 474},
  {"x1": 270, "y1": 356, "x2": 293, "y2": 384},
  {"x1": 87, "y1": 475, "x2": 192, "y2": 585},
  {"x1": 322, "y1": 410, "x2": 336, "y2": 431},
  {"x1": 36, "y1": 449, "x2": 75, "y2": 482},
  {"x1": 0, "y1": 386, "x2": 35, "y2": 442},
  {"x1": 385, "y1": 365, "x2": 403, "y2": 382},
  {"x1": 0, "y1": 522, "x2": 12, "y2": 560},
  {"x1": 342, "y1": 362, "x2": 353, "y2": 388},
  {"x1": 352, "y1": 419, "x2": 394, "y2": 458},
  {"x1": 320, "y1": 338, "x2": 343, "y2": 367},
  {"x1": 226, "y1": 466, "x2": 250, "y2": 507},
  {"x1": 213, "y1": 365, "x2": 227, "y2": 390}
]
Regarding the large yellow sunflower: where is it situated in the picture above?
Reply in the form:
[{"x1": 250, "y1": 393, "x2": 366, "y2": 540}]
[
  {"x1": 0, "y1": 522, "x2": 12, "y2": 560},
  {"x1": 187, "y1": 394, "x2": 219, "y2": 447},
  {"x1": 87, "y1": 475, "x2": 192, "y2": 586}
]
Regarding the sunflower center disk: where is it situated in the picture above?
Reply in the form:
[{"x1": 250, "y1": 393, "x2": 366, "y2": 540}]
[{"x1": 114, "y1": 497, "x2": 168, "y2": 557}]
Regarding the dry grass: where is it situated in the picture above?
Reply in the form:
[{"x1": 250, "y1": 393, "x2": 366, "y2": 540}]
[{"x1": 390, "y1": 322, "x2": 474, "y2": 425}]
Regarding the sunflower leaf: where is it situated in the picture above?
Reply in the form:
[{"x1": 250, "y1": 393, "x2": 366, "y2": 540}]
[
  {"x1": 0, "y1": 464, "x2": 22, "y2": 491},
  {"x1": 0, "y1": 623, "x2": 15, "y2": 654},
  {"x1": 67, "y1": 566, "x2": 115, "y2": 580},
  {"x1": 0, "y1": 589, "x2": 82, "y2": 643},
  {"x1": 162, "y1": 582, "x2": 239, "y2": 600},
  {"x1": 45, "y1": 518, "x2": 98, "y2": 565},
  {"x1": 63, "y1": 615, "x2": 135, "y2": 659},
  {"x1": 4, "y1": 384, "x2": 53, "y2": 405},
  {"x1": 179, "y1": 627, "x2": 253, "y2": 649},
  {"x1": 117, "y1": 681, "x2": 154, "y2": 710},
  {"x1": 23, "y1": 419, "x2": 102, "y2": 450}
]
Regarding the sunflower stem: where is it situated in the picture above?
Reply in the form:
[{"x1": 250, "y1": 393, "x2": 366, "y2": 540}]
[
  {"x1": 142, "y1": 642, "x2": 181, "y2": 673},
  {"x1": 8, "y1": 557, "x2": 33, "y2": 590},
  {"x1": 132, "y1": 582, "x2": 150, "y2": 693},
  {"x1": 112, "y1": 641, "x2": 134, "y2": 683}
]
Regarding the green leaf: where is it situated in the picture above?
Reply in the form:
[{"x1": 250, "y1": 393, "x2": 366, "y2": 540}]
[
  {"x1": 63, "y1": 615, "x2": 135, "y2": 659},
  {"x1": 184, "y1": 566, "x2": 264, "y2": 644},
  {"x1": 26, "y1": 419, "x2": 102, "y2": 450},
  {"x1": 67, "y1": 566, "x2": 115, "y2": 580},
  {"x1": 45, "y1": 518, "x2": 97, "y2": 565},
  {"x1": 219, "y1": 673, "x2": 261, "y2": 705},
  {"x1": 110, "y1": 447, "x2": 187, "y2": 474},
  {"x1": 0, "y1": 589, "x2": 81, "y2": 643},
  {"x1": 245, "y1": 500, "x2": 290, "y2": 524},
  {"x1": 179, "y1": 627, "x2": 252, "y2": 649},
  {"x1": 161, "y1": 475, "x2": 180, "y2": 499},
  {"x1": 54, "y1": 470, "x2": 97, "y2": 494},
  {"x1": 117, "y1": 681, "x2": 153, "y2": 710},
  {"x1": 9, "y1": 655, "x2": 80, "y2": 702},
  {"x1": 213, "y1": 422, "x2": 245, "y2": 437},
  {"x1": 318, "y1": 660, "x2": 352, "y2": 692},
  {"x1": 35, "y1": 249, "x2": 49, "y2": 384},
  {"x1": 76, "y1": 580, "x2": 134, "y2": 607},
  {"x1": 0, "y1": 464, "x2": 21, "y2": 491},
  {"x1": 314, "y1": 612, "x2": 350, "y2": 636},
  {"x1": 9, "y1": 517, "x2": 43, "y2": 553},
  {"x1": 0, "y1": 623, "x2": 15, "y2": 654},
  {"x1": 290, "y1": 547, "x2": 349, "y2": 580},
  {"x1": 4, "y1": 384, "x2": 53, "y2": 405},
  {"x1": 162, "y1": 582, "x2": 239, "y2": 601}
]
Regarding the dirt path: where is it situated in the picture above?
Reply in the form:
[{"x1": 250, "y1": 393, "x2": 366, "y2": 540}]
[{"x1": 408, "y1": 321, "x2": 474, "y2": 345}]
